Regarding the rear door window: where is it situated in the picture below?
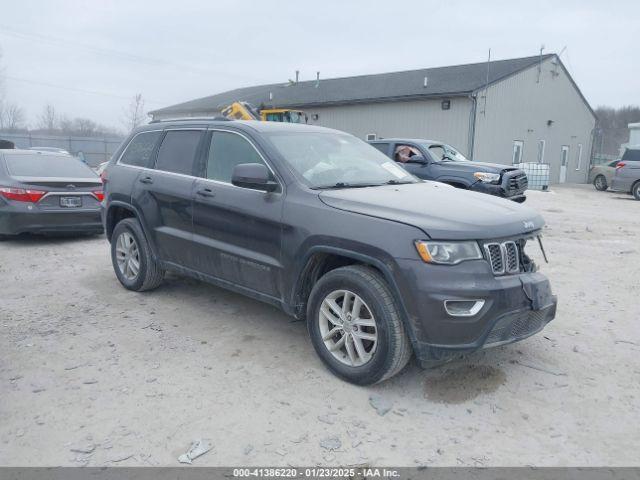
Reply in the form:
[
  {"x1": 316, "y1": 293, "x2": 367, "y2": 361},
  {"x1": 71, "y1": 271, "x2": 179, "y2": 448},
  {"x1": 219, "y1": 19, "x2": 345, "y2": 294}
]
[
  {"x1": 155, "y1": 130, "x2": 203, "y2": 175},
  {"x1": 119, "y1": 131, "x2": 162, "y2": 168},
  {"x1": 5, "y1": 154, "x2": 97, "y2": 178},
  {"x1": 206, "y1": 130, "x2": 267, "y2": 183},
  {"x1": 370, "y1": 143, "x2": 390, "y2": 156},
  {"x1": 621, "y1": 149, "x2": 640, "y2": 162}
]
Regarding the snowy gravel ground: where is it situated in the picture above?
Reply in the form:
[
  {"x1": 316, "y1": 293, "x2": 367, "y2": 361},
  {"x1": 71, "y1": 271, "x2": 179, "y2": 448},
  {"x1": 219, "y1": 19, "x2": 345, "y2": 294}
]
[{"x1": 0, "y1": 184, "x2": 638, "y2": 467}]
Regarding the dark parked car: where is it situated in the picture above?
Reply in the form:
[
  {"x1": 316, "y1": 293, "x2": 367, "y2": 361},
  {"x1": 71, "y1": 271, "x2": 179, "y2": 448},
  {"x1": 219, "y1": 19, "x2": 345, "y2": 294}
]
[
  {"x1": 610, "y1": 147, "x2": 640, "y2": 200},
  {"x1": 369, "y1": 139, "x2": 528, "y2": 202},
  {"x1": 102, "y1": 120, "x2": 556, "y2": 385},
  {"x1": 0, "y1": 149, "x2": 104, "y2": 237}
]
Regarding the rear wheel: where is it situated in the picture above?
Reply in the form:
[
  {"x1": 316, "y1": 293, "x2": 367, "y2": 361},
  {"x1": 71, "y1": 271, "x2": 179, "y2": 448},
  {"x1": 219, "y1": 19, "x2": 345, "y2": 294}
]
[
  {"x1": 111, "y1": 218, "x2": 164, "y2": 291},
  {"x1": 307, "y1": 265, "x2": 412, "y2": 385},
  {"x1": 594, "y1": 175, "x2": 608, "y2": 191},
  {"x1": 633, "y1": 182, "x2": 640, "y2": 201}
]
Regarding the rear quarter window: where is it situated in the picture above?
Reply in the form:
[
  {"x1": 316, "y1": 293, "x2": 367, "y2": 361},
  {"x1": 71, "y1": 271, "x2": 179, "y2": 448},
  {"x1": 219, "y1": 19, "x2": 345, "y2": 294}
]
[{"x1": 119, "y1": 131, "x2": 162, "y2": 168}]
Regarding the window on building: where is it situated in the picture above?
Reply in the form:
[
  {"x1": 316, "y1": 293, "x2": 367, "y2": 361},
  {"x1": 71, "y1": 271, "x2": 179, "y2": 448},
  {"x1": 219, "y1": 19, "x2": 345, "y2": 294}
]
[
  {"x1": 537, "y1": 140, "x2": 546, "y2": 163},
  {"x1": 207, "y1": 131, "x2": 267, "y2": 183},
  {"x1": 512, "y1": 140, "x2": 524, "y2": 165},
  {"x1": 366, "y1": 133, "x2": 377, "y2": 141},
  {"x1": 155, "y1": 130, "x2": 203, "y2": 175},
  {"x1": 575, "y1": 143, "x2": 583, "y2": 170},
  {"x1": 119, "y1": 131, "x2": 162, "y2": 168}
]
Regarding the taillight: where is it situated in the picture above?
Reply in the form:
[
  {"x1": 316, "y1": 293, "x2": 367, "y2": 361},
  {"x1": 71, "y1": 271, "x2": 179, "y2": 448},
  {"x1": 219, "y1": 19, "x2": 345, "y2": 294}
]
[
  {"x1": 0, "y1": 186, "x2": 46, "y2": 203},
  {"x1": 92, "y1": 190, "x2": 105, "y2": 202},
  {"x1": 616, "y1": 162, "x2": 626, "y2": 169}
]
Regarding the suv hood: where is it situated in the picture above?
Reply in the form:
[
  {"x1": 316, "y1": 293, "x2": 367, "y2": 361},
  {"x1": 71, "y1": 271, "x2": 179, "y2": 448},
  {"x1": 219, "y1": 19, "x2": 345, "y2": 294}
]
[{"x1": 319, "y1": 182, "x2": 543, "y2": 240}]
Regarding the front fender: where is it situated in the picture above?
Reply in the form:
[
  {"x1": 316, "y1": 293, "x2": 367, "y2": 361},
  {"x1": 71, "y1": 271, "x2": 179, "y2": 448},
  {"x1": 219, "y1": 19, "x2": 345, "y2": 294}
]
[
  {"x1": 288, "y1": 239, "x2": 422, "y2": 349},
  {"x1": 434, "y1": 175, "x2": 472, "y2": 188}
]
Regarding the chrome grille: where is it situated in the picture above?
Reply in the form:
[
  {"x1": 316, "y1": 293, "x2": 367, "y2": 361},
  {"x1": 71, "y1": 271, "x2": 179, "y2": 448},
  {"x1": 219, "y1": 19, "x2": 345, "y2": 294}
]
[
  {"x1": 485, "y1": 243, "x2": 504, "y2": 274},
  {"x1": 484, "y1": 241, "x2": 520, "y2": 275},
  {"x1": 504, "y1": 241, "x2": 519, "y2": 273},
  {"x1": 509, "y1": 174, "x2": 528, "y2": 191}
]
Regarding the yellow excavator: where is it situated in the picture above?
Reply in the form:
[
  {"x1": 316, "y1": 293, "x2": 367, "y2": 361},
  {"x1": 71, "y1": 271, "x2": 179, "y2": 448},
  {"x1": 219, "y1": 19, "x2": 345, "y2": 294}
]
[{"x1": 221, "y1": 101, "x2": 307, "y2": 124}]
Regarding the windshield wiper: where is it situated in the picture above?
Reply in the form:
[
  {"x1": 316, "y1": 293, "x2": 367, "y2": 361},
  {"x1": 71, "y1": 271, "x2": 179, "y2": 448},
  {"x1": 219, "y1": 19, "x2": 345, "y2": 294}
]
[
  {"x1": 384, "y1": 179, "x2": 414, "y2": 185},
  {"x1": 314, "y1": 182, "x2": 384, "y2": 189}
]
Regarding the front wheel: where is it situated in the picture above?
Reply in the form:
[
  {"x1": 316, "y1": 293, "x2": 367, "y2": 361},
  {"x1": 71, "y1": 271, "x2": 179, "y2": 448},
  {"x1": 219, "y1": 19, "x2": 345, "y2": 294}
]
[
  {"x1": 307, "y1": 265, "x2": 412, "y2": 385},
  {"x1": 594, "y1": 175, "x2": 608, "y2": 191},
  {"x1": 111, "y1": 218, "x2": 164, "y2": 291}
]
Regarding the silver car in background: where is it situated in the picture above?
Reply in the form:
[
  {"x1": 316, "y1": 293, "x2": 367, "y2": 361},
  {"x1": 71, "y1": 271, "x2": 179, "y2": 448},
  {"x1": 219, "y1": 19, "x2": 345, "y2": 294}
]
[
  {"x1": 588, "y1": 159, "x2": 619, "y2": 191},
  {"x1": 610, "y1": 147, "x2": 640, "y2": 200}
]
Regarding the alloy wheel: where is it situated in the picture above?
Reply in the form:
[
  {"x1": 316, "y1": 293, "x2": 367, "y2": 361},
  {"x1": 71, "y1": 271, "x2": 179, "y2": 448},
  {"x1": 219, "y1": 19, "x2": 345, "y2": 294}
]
[
  {"x1": 115, "y1": 231, "x2": 140, "y2": 281},
  {"x1": 318, "y1": 289, "x2": 378, "y2": 366}
]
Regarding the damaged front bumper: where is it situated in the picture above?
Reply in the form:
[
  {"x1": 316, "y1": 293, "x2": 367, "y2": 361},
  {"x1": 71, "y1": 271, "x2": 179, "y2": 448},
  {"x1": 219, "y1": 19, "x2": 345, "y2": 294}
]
[
  {"x1": 470, "y1": 181, "x2": 527, "y2": 203},
  {"x1": 394, "y1": 259, "x2": 557, "y2": 367}
]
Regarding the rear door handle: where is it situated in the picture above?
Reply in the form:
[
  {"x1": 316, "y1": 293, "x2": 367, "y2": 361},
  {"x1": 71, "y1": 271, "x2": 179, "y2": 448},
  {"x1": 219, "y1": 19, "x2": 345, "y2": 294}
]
[
  {"x1": 196, "y1": 188, "x2": 215, "y2": 198},
  {"x1": 139, "y1": 176, "x2": 153, "y2": 184}
]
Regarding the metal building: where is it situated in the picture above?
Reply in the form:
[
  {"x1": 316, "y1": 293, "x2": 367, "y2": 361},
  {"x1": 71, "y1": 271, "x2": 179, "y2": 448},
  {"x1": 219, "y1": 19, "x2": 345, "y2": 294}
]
[{"x1": 149, "y1": 54, "x2": 595, "y2": 184}]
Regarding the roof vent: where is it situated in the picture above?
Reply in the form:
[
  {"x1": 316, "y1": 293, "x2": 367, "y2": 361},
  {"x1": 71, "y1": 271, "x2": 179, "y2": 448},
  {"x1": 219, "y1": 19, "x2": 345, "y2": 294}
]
[{"x1": 423, "y1": 76, "x2": 428, "y2": 88}]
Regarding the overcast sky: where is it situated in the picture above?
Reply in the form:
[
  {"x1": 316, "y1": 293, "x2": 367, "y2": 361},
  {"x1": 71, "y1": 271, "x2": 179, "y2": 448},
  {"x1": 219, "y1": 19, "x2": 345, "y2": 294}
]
[{"x1": 1, "y1": 0, "x2": 638, "y2": 132}]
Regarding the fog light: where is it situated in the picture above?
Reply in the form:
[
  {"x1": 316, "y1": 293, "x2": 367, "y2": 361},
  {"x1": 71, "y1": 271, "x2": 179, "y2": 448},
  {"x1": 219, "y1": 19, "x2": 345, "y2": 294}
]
[{"x1": 444, "y1": 299, "x2": 485, "y2": 317}]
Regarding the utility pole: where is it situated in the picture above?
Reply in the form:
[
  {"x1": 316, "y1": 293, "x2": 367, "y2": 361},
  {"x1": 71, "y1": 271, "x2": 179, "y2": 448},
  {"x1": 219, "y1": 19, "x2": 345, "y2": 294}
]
[{"x1": 537, "y1": 44, "x2": 545, "y2": 83}]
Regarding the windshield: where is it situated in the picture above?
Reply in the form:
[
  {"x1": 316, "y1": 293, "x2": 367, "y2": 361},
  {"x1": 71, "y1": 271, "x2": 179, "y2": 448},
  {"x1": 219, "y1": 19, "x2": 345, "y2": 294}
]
[
  {"x1": 425, "y1": 143, "x2": 470, "y2": 162},
  {"x1": 267, "y1": 132, "x2": 417, "y2": 188},
  {"x1": 4, "y1": 154, "x2": 98, "y2": 178}
]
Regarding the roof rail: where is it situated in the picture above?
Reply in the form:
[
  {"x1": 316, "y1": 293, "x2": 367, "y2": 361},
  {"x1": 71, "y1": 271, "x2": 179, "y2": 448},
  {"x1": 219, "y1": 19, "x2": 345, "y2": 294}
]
[{"x1": 149, "y1": 116, "x2": 231, "y2": 124}]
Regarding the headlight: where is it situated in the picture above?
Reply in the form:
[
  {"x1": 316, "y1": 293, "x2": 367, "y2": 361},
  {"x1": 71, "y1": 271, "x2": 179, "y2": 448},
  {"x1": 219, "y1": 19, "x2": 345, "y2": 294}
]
[
  {"x1": 414, "y1": 240, "x2": 483, "y2": 265},
  {"x1": 473, "y1": 172, "x2": 500, "y2": 184}
]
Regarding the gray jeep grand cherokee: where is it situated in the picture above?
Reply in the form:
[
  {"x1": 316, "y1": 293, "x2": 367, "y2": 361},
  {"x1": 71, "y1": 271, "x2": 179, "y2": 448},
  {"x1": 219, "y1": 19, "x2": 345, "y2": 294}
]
[{"x1": 102, "y1": 119, "x2": 557, "y2": 385}]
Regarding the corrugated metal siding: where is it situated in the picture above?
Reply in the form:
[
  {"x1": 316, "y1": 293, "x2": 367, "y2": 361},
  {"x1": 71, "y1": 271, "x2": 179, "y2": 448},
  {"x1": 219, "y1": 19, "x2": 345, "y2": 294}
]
[
  {"x1": 472, "y1": 57, "x2": 595, "y2": 184},
  {"x1": 305, "y1": 98, "x2": 473, "y2": 155}
]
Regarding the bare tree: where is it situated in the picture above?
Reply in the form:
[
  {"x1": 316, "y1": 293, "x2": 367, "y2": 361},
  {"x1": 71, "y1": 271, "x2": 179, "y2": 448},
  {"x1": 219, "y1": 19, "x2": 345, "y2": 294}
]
[
  {"x1": 38, "y1": 104, "x2": 58, "y2": 131},
  {"x1": 73, "y1": 118, "x2": 98, "y2": 136},
  {"x1": 594, "y1": 105, "x2": 640, "y2": 155},
  {"x1": 2, "y1": 103, "x2": 25, "y2": 131},
  {"x1": 123, "y1": 93, "x2": 145, "y2": 131},
  {"x1": 0, "y1": 45, "x2": 5, "y2": 98}
]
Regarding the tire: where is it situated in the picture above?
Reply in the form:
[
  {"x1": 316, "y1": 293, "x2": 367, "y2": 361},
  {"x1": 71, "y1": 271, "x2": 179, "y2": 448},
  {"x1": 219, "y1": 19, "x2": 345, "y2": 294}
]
[
  {"x1": 110, "y1": 218, "x2": 164, "y2": 291},
  {"x1": 307, "y1": 265, "x2": 412, "y2": 385},
  {"x1": 594, "y1": 175, "x2": 608, "y2": 191},
  {"x1": 633, "y1": 182, "x2": 640, "y2": 201}
]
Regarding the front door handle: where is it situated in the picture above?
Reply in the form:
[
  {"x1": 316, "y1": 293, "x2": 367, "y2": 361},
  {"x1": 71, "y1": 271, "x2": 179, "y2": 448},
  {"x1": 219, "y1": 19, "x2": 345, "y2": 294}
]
[
  {"x1": 196, "y1": 188, "x2": 215, "y2": 198},
  {"x1": 139, "y1": 176, "x2": 153, "y2": 184}
]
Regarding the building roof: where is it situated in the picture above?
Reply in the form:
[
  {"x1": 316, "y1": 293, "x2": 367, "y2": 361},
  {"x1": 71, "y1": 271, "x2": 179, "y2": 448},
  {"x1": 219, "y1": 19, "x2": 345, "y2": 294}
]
[{"x1": 150, "y1": 54, "x2": 556, "y2": 117}]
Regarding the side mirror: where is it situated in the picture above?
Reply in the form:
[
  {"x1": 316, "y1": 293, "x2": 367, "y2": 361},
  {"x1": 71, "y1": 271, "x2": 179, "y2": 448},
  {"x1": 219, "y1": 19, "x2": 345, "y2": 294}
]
[
  {"x1": 231, "y1": 163, "x2": 278, "y2": 192},
  {"x1": 407, "y1": 154, "x2": 428, "y2": 164}
]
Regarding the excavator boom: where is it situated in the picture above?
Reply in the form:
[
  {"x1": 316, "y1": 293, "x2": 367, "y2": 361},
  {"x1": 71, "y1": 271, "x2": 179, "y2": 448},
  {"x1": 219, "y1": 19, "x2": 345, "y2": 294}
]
[{"x1": 221, "y1": 102, "x2": 306, "y2": 124}]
